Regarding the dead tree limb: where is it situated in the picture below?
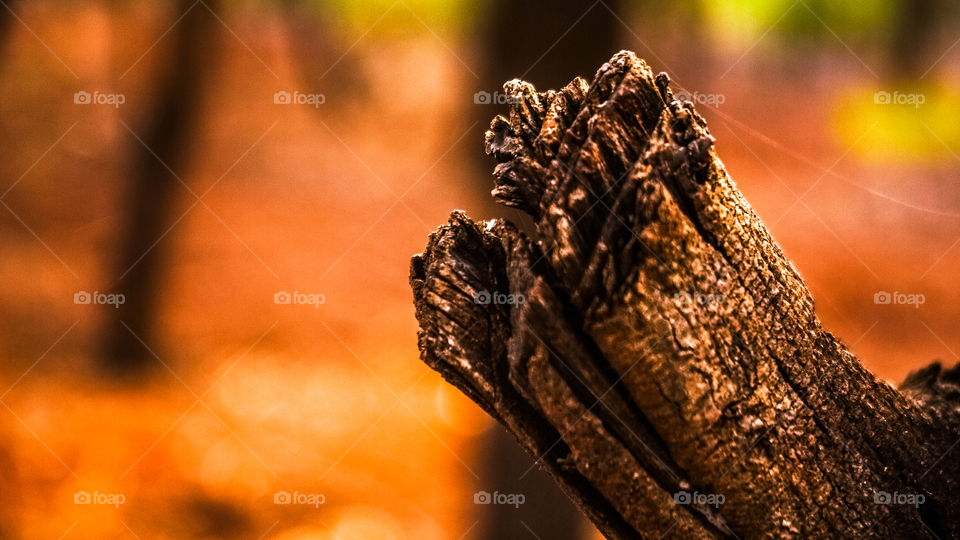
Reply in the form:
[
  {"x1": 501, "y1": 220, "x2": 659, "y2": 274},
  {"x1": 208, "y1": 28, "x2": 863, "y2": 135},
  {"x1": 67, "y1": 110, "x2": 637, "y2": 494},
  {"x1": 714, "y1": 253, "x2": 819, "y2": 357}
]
[{"x1": 409, "y1": 51, "x2": 960, "y2": 539}]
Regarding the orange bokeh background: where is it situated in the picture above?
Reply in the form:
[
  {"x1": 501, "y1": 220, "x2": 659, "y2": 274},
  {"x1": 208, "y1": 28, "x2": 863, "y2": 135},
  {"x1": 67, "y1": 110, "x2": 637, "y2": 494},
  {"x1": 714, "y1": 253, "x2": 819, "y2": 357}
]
[{"x1": 1, "y1": 1, "x2": 959, "y2": 538}]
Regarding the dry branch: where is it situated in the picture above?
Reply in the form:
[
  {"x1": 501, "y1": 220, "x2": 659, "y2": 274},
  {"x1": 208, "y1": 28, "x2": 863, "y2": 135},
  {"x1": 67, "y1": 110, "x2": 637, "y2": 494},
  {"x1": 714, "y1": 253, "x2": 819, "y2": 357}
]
[{"x1": 410, "y1": 51, "x2": 960, "y2": 539}]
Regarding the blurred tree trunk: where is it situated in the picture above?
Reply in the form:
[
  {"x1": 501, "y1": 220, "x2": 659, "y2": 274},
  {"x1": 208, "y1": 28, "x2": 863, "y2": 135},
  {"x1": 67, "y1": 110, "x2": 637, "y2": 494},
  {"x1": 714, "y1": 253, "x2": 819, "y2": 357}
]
[
  {"x1": 279, "y1": 0, "x2": 359, "y2": 92},
  {"x1": 471, "y1": 2, "x2": 623, "y2": 538},
  {"x1": 482, "y1": 0, "x2": 621, "y2": 89},
  {"x1": 0, "y1": 0, "x2": 18, "y2": 65},
  {"x1": 412, "y1": 51, "x2": 960, "y2": 539},
  {"x1": 104, "y1": 0, "x2": 220, "y2": 376},
  {"x1": 0, "y1": 2, "x2": 12, "y2": 46},
  {"x1": 889, "y1": 0, "x2": 940, "y2": 80},
  {"x1": 471, "y1": 0, "x2": 623, "y2": 201}
]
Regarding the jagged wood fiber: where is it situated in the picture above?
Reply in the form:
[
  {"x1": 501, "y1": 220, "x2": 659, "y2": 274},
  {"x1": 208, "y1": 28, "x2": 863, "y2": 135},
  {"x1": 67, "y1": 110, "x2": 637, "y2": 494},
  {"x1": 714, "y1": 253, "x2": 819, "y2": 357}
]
[{"x1": 409, "y1": 51, "x2": 960, "y2": 539}]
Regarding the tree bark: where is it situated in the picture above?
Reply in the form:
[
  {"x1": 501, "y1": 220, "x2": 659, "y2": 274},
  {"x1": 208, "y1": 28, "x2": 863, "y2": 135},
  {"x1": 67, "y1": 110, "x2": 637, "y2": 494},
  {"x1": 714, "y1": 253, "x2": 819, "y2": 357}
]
[{"x1": 409, "y1": 51, "x2": 960, "y2": 539}]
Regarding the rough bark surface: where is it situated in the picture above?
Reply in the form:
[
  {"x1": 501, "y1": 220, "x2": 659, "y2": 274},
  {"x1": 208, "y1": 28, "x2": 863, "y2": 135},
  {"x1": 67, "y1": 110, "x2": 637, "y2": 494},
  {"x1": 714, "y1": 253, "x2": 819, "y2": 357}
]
[{"x1": 409, "y1": 51, "x2": 960, "y2": 539}]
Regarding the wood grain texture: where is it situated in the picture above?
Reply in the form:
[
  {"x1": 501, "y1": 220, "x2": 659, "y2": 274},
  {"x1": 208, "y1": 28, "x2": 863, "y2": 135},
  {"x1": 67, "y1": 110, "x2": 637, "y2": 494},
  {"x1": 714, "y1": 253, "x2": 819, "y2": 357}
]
[{"x1": 410, "y1": 51, "x2": 960, "y2": 539}]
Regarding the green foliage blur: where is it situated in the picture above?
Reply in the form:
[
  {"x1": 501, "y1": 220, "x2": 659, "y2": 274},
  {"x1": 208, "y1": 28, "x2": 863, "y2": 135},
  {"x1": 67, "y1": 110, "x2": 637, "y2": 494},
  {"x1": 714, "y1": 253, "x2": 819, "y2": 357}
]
[{"x1": 701, "y1": 0, "x2": 898, "y2": 45}]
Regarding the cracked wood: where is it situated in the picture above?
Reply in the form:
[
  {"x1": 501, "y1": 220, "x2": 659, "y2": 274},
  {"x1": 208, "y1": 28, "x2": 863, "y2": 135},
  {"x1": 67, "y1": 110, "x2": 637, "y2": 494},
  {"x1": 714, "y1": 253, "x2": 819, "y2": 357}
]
[{"x1": 410, "y1": 51, "x2": 960, "y2": 539}]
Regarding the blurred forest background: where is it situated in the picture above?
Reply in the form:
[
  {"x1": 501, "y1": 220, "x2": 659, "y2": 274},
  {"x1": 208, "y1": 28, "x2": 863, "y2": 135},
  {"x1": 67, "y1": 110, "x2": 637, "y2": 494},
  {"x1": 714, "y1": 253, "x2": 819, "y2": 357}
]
[{"x1": 2, "y1": 0, "x2": 960, "y2": 538}]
